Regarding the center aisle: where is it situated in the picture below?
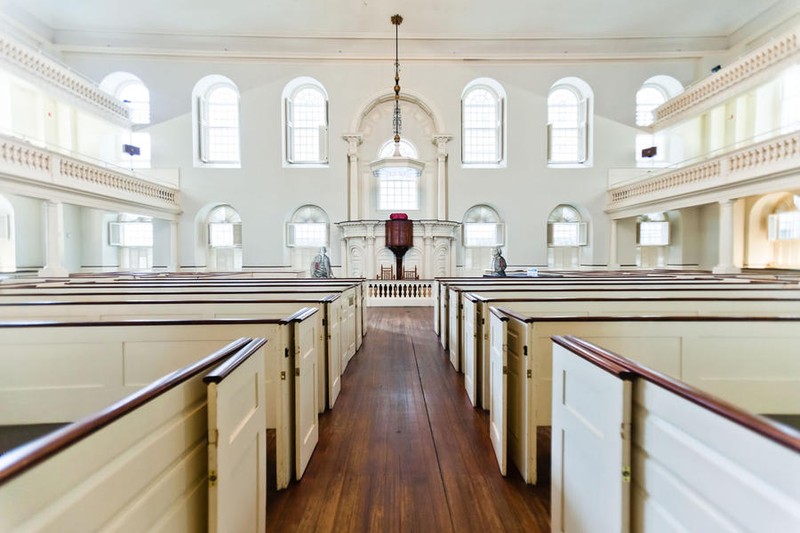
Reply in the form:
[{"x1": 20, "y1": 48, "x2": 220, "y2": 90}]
[{"x1": 266, "y1": 307, "x2": 550, "y2": 531}]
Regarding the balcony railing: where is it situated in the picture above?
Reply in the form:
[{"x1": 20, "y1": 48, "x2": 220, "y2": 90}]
[{"x1": 366, "y1": 280, "x2": 433, "y2": 307}]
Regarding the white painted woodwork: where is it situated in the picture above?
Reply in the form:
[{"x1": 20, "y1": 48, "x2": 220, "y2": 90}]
[
  {"x1": 294, "y1": 316, "x2": 320, "y2": 480},
  {"x1": 207, "y1": 345, "x2": 267, "y2": 533},
  {"x1": 462, "y1": 296, "x2": 478, "y2": 406},
  {"x1": 632, "y1": 380, "x2": 800, "y2": 531},
  {"x1": 506, "y1": 317, "x2": 535, "y2": 483},
  {"x1": 487, "y1": 316, "x2": 800, "y2": 483},
  {"x1": 0, "y1": 368, "x2": 210, "y2": 531},
  {"x1": 488, "y1": 312, "x2": 508, "y2": 475},
  {"x1": 448, "y1": 288, "x2": 461, "y2": 371},
  {"x1": 551, "y1": 342, "x2": 632, "y2": 533}
]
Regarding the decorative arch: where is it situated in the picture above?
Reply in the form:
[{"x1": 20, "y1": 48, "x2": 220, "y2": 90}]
[{"x1": 351, "y1": 88, "x2": 445, "y2": 134}]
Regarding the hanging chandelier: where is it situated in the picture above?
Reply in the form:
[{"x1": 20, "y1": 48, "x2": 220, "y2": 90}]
[{"x1": 370, "y1": 14, "x2": 425, "y2": 179}]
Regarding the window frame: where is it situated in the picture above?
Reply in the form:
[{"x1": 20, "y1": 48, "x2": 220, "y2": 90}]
[
  {"x1": 461, "y1": 83, "x2": 505, "y2": 167},
  {"x1": 284, "y1": 82, "x2": 329, "y2": 167},
  {"x1": 546, "y1": 79, "x2": 593, "y2": 168}
]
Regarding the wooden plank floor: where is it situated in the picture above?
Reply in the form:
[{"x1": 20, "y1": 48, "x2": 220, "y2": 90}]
[{"x1": 266, "y1": 307, "x2": 550, "y2": 531}]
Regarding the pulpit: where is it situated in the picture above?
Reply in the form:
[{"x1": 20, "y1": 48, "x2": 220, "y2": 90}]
[{"x1": 385, "y1": 213, "x2": 413, "y2": 280}]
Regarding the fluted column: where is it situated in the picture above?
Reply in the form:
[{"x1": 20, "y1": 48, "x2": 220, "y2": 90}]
[
  {"x1": 713, "y1": 199, "x2": 741, "y2": 274},
  {"x1": 343, "y1": 134, "x2": 363, "y2": 221},
  {"x1": 432, "y1": 135, "x2": 453, "y2": 220},
  {"x1": 365, "y1": 223, "x2": 376, "y2": 280},
  {"x1": 38, "y1": 200, "x2": 69, "y2": 277}
]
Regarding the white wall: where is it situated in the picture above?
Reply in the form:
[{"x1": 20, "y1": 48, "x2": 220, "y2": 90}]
[{"x1": 58, "y1": 53, "x2": 700, "y2": 270}]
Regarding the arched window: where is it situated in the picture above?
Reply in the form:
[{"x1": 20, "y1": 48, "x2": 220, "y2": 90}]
[
  {"x1": 376, "y1": 139, "x2": 420, "y2": 211},
  {"x1": 287, "y1": 205, "x2": 329, "y2": 248},
  {"x1": 635, "y1": 76, "x2": 683, "y2": 165},
  {"x1": 462, "y1": 79, "x2": 506, "y2": 166},
  {"x1": 768, "y1": 195, "x2": 800, "y2": 241},
  {"x1": 462, "y1": 204, "x2": 504, "y2": 247},
  {"x1": 547, "y1": 78, "x2": 593, "y2": 166},
  {"x1": 287, "y1": 205, "x2": 330, "y2": 274},
  {"x1": 283, "y1": 78, "x2": 328, "y2": 165},
  {"x1": 547, "y1": 205, "x2": 587, "y2": 247},
  {"x1": 192, "y1": 75, "x2": 241, "y2": 167},
  {"x1": 109, "y1": 214, "x2": 153, "y2": 271},
  {"x1": 636, "y1": 212, "x2": 670, "y2": 246},
  {"x1": 636, "y1": 212, "x2": 670, "y2": 268},
  {"x1": 100, "y1": 72, "x2": 150, "y2": 124},
  {"x1": 206, "y1": 204, "x2": 242, "y2": 271}
]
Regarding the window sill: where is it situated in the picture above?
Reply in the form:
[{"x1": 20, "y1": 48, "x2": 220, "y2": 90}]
[
  {"x1": 547, "y1": 162, "x2": 593, "y2": 169},
  {"x1": 283, "y1": 162, "x2": 330, "y2": 169},
  {"x1": 462, "y1": 162, "x2": 506, "y2": 169},
  {"x1": 194, "y1": 161, "x2": 241, "y2": 169}
]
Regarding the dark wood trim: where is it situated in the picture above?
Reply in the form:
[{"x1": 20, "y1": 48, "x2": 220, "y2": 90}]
[
  {"x1": 281, "y1": 306, "x2": 319, "y2": 324},
  {"x1": 494, "y1": 310, "x2": 800, "y2": 324},
  {"x1": 0, "y1": 298, "x2": 331, "y2": 308},
  {"x1": 551, "y1": 335, "x2": 635, "y2": 379},
  {"x1": 203, "y1": 338, "x2": 267, "y2": 384},
  {"x1": 488, "y1": 306, "x2": 511, "y2": 321},
  {"x1": 0, "y1": 317, "x2": 292, "y2": 328},
  {"x1": 559, "y1": 335, "x2": 800, "y2": 453},
  {"x1": 462, "y1": 296, "x2": 800, "y2": 304},
  {"x1": 0, "y1": 337, "x2": 252, "y2": 485}
]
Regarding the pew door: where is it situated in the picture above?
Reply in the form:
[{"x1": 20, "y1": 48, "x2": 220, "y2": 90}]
[
  {"x1": 295, "y1": 317, "x2": 320, "y2": 480},
  {"x1": 320, "y1": 302, "x2": 343, "y2": 409},
  {"x1": 462, "y1": 297, "x2": 479, "y2": 406},
  {"x1": 488, "y1": 312, "x2": 508, "y2": 475},
  {"x1": 551, "y1": 342, "x2": 632, "y2": 533},
  {"x1": 206, "y1": 339, "x2": 267, "y2": 533},
  {"x1": 449, "y1": 289, "x2": 461, "y2": 371}
]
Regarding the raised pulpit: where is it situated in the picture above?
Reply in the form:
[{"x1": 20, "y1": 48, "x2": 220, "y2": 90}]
[{"x1": 385, "y1": 213, "x2": 413, "y2": 280}]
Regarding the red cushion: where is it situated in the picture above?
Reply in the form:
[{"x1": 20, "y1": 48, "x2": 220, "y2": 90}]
[{"x1": 389, "y1": 213, "x2": 408, "y2": 220}]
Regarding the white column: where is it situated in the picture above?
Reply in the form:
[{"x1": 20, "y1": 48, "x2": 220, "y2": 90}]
[
  {"x1": 607, "y1": 218, "x2": 620, "y2": 270},
  {"x1": 713, "y1": 199, "x2": 741, "y2": 274},
  {"x1": 167, "y1": 220, "x2": 179, "y2": 272},
  {"x1": 38, "y1": 200, "x2": 69, "y2": 277},
  {"x1": 432, "y1": 135, "x2": 453, "y2": 220},
  {"x1": 365, "y1": 223, "x2": 376, "y2": 279},
  {"x1": 343, "y1": 134, "x2": 363, "y2": 221},
  {"x1": 339, "y1": 237, "x2": 348, "y2": 278}
]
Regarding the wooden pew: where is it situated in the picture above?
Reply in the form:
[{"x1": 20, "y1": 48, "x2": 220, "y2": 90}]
[
  {"x1": 0, "y1": 312, "x2": 319, "y2": 489},
  {"x1": 0, "y1": 338, "x2": 268, "y2": 531},
  {"x1": 443, "y1": 278, "x2": 795, "y2": 356},
  {"x1": 0, "y1": 297, "x2": 344, "y2": 413},
  {"x1": 488, "y1": 310, "x2": 800, "y2": 485},
  {"x1": 0, "y1": 279, "x2": 365, "y2": 353},
  {"x1": 551, "y1": 336, "x2": 800, "y2": 531},
  {"x1": 463, "y1": 292, "x2": 800, "y2": 408}
]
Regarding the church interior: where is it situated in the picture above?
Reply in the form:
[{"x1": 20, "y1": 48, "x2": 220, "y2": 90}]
[{"x1": 0, "y1": 1, "x2": 799, "y2": 531}]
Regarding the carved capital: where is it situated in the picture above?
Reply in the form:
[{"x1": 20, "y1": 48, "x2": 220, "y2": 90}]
[{"x1": 342, "y1": 133, "x2": 363, "y2": 157}]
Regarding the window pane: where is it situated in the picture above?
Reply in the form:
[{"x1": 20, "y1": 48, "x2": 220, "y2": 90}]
[
  {"x1": 548, "y1": 88, "x2": 580, "y2": 163},
  {"x1": 781, "y1": 66, "x2": 800, "y2": 134},
  {"x1": 636, "y1": 86, "x2": 666, "y2": 127},
  {"x1": 639, "y1": 221, "x2": 669, "y2": 246},
  {"x1": 291, "y1": 87, "x2": 326, "y2": 163},
  {"x1": 209, "y1": 223, "x2": 236, "y2": 247},
  {"x1": 378, "y1": 176, "x2": 418, "y2": 210},
  {"x1": 121, "y1": 222, "x2": 153, "y2": 247},
  {"x1": 294, "y1": 222, "x2": 327, "y2": 247},
  {"x1": 119, "y1": 82, "x2": 150, "y2": 124},
  {"x1": 550, "y1": 222, "x2": 579, "y2": 246},
  {"x1": 463, "y1": 87, "x2": 500, "y2": 163},
  {"x1": 206, "y1": 86, "x2": 240, "y2": 162},
  {"x1": 464, "y1": 223, "x2": 500, "y2": 247},
  {"x1": 768, "y1": 212, "x2": 800, "y2": 240}
]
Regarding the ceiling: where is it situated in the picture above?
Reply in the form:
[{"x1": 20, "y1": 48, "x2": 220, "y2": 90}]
[{"x1": 0, "y1": 0, "x2": 797, "y2": 60}]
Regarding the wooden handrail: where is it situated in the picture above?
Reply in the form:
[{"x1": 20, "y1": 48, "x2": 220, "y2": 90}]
[
  {"x1": 552, "y1": 335, "x2": 635, "y2": 379},
  {"x1": 281, "y1": 306, "x2": 320, "y2": 324},
  {"x1": 203, "y1": 338, "x2": 267, "y2": 384},
  {"x1": 555, "y1": 335, "x2": 800, "y2": 454},
  {"x1": 493, "y1": 309, "x2": 800, "y2": 324},
  {"x1": 0, "y1": 317, "x2": 305, "y2": 329},
  {"x1": 0, "y1": 337, "x2": 252, "y2": 485}
]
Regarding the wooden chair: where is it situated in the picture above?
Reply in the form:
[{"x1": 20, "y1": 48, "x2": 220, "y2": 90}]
[
  {"x1": 402, "y1": 266, "x2": 419, "y2": 280},
  {"x1": 379, "y1": 265, "x2": 394, "y2": 280}
]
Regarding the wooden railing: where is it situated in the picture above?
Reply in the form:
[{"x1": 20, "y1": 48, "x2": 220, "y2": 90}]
[{"x1": 366, "y1": 279, "x2": 433, "y2": 306}]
